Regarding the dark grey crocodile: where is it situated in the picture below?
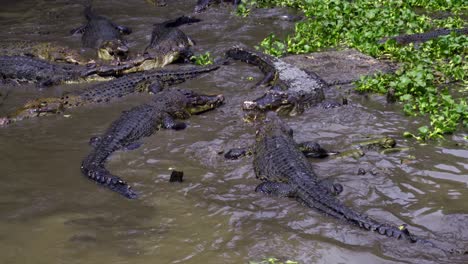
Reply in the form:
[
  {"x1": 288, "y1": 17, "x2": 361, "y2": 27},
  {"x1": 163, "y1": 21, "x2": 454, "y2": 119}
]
[
  {"x1": 81, "y1": 88, "x2": 224, "y2": 198},
  {"x1": 195, "y1": 0, "x2": 241, "y2": 13},
  {"x1": 1, "y1": 63, "x2": 220, "y2": 125},
  {"x1": 379, "y1": 27, "x2": 468, "y2": 45},
  {"x1": 226, "y1": 46, "x2": 326, "y2": 118},
  {"x1": 247, "y1": 112, "x2": 460, "y2": 251},
  {"x1": 0, "y1": 55, "x2": 136, "y2": 86},
  {"x1": 124, "y1": 16, "x2": 201, "y2": 72},
  {"x1": 73, "y1": 6, "x2": 131, "y2": 61}
]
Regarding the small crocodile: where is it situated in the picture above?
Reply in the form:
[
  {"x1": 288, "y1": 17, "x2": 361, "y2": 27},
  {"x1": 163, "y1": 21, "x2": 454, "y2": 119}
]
[
  {"x1": 195, "y1": 0, "x2": 241, "y2": 13},
  {"x1": 81, "y1": 88, "x2": 224, "y2": 198},
  {"x1": 73, "y1": 6, "x2": 131, "y2": 61},
  {"x1": 244, "y1": 112, "x2": 453, "y2": 249},
  {"x1": 226, "y1": 46, "x2": 326, "y2": 118},
  {"x1": 0, "y1": 55, "x2": 135, "y2": 86},
  {"x1": 0, "y1": 40, "x2": 88, "y2": 65},
  {"x1": 379, "y1": 27, "x2": 468, "y2": 45},
  {"x1": 1, "y1": 64, "x2": 220, "y2": 125},
  {"x1": 124, "y1": 16, "x2": 201, "y2": 72}
]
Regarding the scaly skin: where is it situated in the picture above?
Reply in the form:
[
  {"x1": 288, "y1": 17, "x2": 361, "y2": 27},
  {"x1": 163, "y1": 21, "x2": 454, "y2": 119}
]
[
  {"x1": 379, "y1": 27, "x2": 468, "y2": 45},
  {"x1": 253, "y1": 112, "x2": 430, "y2": 243},
  {"x1": 0, "y1": 55, "x2": 137, "y2": 86},
  {"x1": 78, "y1": 6, "x2": 131, "y2": 60},
  {"x1": 226, "y1": 46, "x2": 326, "y2": 118},
  {"x1": 0, "y1": 40, "x2": 89, "y2": 65},
  {"x1": 2, "y1": 64, "x2": 220, "y2": 125},
  {"x1": 123, "y1": 16, "x2": 200, "y2": 73},
  {"x1": 0, "y1": 55, "x2": 95, "y2": 86},
  {"x1": 81, "y1": 88, "x2": 224, "y2": 198}
]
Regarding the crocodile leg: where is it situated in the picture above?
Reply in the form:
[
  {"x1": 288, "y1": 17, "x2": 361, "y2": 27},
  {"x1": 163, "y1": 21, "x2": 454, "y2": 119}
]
[
  {"x1": 224, "y1": 147, "x2": 252, "y2": 159},
  {"x1": 162, "y1": 114, "x2": 186, "y2": 130},
  {"x1": 255, "y1": 181, "x2": 297, "y2": 197},
  {"x1": 318, "y1": 178, "x2": 343, "y2": 195},
  {"x1": 298, "y1": 141, "x2": 330, "y2": 158},
  {"x1": 256, "y1": 70, "x2": 276, "y2": 87}
]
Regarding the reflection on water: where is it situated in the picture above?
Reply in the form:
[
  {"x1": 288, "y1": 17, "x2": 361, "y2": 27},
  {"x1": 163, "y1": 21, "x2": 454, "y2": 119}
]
[{"x1": 0, "y1": 1, "x2": 467, "y2": 264}]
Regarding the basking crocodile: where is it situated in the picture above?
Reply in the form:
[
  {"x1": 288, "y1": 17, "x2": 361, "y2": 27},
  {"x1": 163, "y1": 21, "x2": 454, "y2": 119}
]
[
  {"x1": 1, "y1": 64, "x2": 220, "y2": 125},
  {"x1": 238, "y1": 112, "x2": 457, "y2": 249},
  {"x1": 195, "y1": 0, "x2": 241, "y2": 13},
  {"x1": 379, "y1": 27, "x2": 468, "y2": 45},
  {"x1": 72, "y1": 6, "x2": 131, "y2": 61},
  {"x1": 81, "y1": 88, "x2": 224, "y2": 198},
  {"x1": 124, "y1": 16, "x2": 201, "y2": 72},
  {"x1": 226, "y1": 46, "x2": 326, "y2": 118},
  {"x1": 0, "y1": 55, "x2": 135, "y2": 86},
  {"x1": 0, "y1": 40, "x2": 88, "y2": 65}
]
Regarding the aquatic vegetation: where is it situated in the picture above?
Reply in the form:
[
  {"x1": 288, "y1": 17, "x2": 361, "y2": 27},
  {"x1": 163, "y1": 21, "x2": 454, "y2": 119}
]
[
  {"x1": 190, "y1": 52, "x2": 213, "y2": 65},
  {"x1": 253, "y1": 0, "x2": 467, "y2": 140}
]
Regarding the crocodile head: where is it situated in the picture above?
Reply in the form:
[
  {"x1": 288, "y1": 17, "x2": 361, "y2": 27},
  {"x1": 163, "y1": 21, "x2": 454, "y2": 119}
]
[
  {"x1": 35, "y1": 42, "x2": 88, "y2": 65},
  {"x1": 242, "y1": 90, "x2": 306, "y2": 121},
  {"x1": 183, "y1": 89, "x2": 225, "y2": 115},
  {"x1": 98, "y1": 40, "x2": 129, "y2": 61},
  {"x1": 7, "y1": 97, "x2": 65, "y2": 123}
]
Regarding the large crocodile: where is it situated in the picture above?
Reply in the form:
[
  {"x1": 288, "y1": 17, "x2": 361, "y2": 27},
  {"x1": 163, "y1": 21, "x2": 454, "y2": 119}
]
[
  {"x1": 379, "y1": 27, "x2": 468, "y2": 45},
  {"x1": 72, "y1": 6, "x2": 131, "y2": 61},
  {"x1": 81, "y1": 88, "x2": 224, "y2": 198},
  {"x1": 1, "y1": 63, "x2": 220, "y2": 125},
  {"x1": 238, "y1": 112, "x2": 463, "y2": 252},
  {"x1": 123, "y1": 16, "x2": 201, "y2": 72},
  {"x1": 195, "y1": 0, "x2": 241, "y2": 13},
  {"x1": 0, "y1": 55, "x2": 135, "y2": 86},
  {"x1": 0, "y1": 40, "x2": 88, "y2": 65},
  {"x1": 226, "y1": 46, "x2": 326, "y2": 118}
]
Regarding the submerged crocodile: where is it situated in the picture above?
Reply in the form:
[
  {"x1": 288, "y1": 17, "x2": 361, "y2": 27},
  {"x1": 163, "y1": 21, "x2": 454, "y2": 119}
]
[
  {"x1": 0, "y1": 55, "x2": 135, "y2": 86},
  {"x1": 226, "y1": 46, "x2": 326, "y2": 118},
  {"x1": 379, "y1": 27, "x2": 468, "y2": 45},
  {"x1": 124, "y1": 16, "x2": 201, "y2": 72},
  {"x1": 81, "y1": 88, "x2": 224, "y2": 198},
  {"x1": 1, "y1": 63, "x2": 220, "y2": 125},
  {"x1": 72, "y1": 6, "x2": 131, "y2": 61},
  {"x1": 195, "y1": 0, "x2": 241, "y2": 13},
  {"x1": 0, "y1": 40, "x2": 89, "y2": 65},
  {"x1": 231, "y1": 112, "x2": 462, "y2": 251}
]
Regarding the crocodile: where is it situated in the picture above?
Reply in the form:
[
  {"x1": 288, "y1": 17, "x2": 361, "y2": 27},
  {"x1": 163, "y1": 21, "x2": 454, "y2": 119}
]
[
  {"x1": 80, "y1": 88, "x2": 224, "y2": 198},
  {"x1": 244, "y1": 112, "x2": 456, "y2": 250},
  {"x1": 195, "y1": 0, "x2": 241, "y2": 13},
  {"x1": 0, "y1": 55, "x2": 136, "y2": 86},
  {"x1": 72, "y1": 6, "x2": 131, "y2": 61},
  {"x1": 123, "y1": 16, "x2": 201, "y2": 73},
  {"x1": 0, "y1": 40, "x2": 89, "y2": 65},
  {"x1": 225, "y1": 46, "x2": 326, "y2": 119},
  {"x1": 1, "y1": 63, "x2": 220, "y2": 125},
  {"x1": 379, "y1": 27, "x2": 468, "y2": 45}
]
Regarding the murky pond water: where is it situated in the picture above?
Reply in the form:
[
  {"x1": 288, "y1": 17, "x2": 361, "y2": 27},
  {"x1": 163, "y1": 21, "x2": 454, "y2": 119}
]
[{"x1": 1, "y1": 1, "x2": 467, "y2": 264}]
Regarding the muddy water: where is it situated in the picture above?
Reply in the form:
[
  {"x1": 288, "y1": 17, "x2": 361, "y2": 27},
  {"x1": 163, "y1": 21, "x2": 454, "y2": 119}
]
[{"x1": 0, "y1": 1, "x2": 467, "y2": 264}]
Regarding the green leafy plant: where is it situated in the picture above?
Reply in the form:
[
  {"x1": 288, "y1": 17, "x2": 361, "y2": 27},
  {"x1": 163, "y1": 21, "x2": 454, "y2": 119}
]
[
  {"x1": 256, "y1": 0, "x2": 467, "y2": 140},
  {"x1": 190, "y1": 52, "x2": 213, "y2": 66}
]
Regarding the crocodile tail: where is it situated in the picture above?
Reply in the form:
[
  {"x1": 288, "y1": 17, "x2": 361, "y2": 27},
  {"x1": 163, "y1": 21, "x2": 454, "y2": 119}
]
[
  {"x1": 80, "y1": 162, "x2": 138, "y2": 199},
  {"x1": 83, "y1": 3, "x2": 95, "y2": 20},
  {"x1": 161, "y1": 16, "x2": 202, "y2": 28}
]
